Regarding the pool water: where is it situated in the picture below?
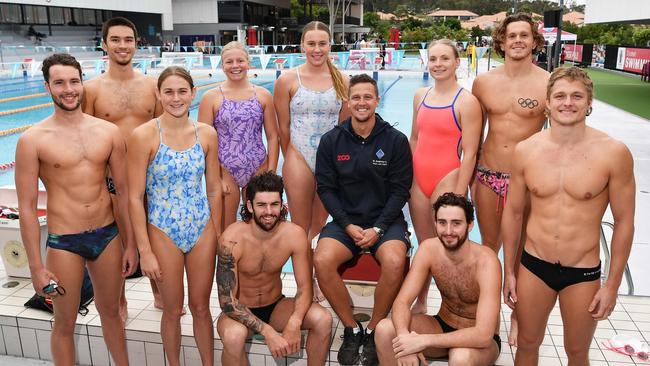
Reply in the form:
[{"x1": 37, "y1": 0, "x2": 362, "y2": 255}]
[
  {"x1": 0, "y1": 72, "x2": 482, "y2": 274},
  {"x1": 0, "y1": 73, "x2": 431, "y2": 186}
]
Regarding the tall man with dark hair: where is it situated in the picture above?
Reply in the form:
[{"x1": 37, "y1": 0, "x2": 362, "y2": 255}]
[
  {"x1": 502, "y1": 67, "x2": 635, "y2": 365},
  {"x1": 16, "y1": 53, "x2": 133, "y2": 366},
  {"x1": 375, "y1": 193, "x2": 502, "y2": 366},
  {"x1": 314, "y1": 73, "x2": 413, "y2": 365},
  {"x1": 472, "y1": 12, "x2": 550, "y2": 344},
  {"x1": 83, "y1": 16, "x2": 163, "y2": 316},
  {"x1": 216, "y1": 172, "x2": 332, "y2": 366}
]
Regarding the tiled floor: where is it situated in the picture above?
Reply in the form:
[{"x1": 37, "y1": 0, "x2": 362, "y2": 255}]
[{"x1": 1, "y1": 268, "x2": 650, "y2": 365}]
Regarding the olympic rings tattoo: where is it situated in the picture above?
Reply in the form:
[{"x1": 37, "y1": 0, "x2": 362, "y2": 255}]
[{"x1": 518, "y1": 98, "x2": 539, "y2": 109}]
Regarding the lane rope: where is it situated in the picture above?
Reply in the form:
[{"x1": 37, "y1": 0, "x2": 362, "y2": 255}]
[
  {"x1": 0, "y1": 125, "x2": 32, "y2": 137},
  {"x1": 0, "y1": 92, "x2": 48, "y2": 104}
]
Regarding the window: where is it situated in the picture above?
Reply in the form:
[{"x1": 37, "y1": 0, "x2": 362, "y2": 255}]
[
  {"x1": 0, "y1": 4, "x2": 21, "y2": 23},
  {"x1": 49, "y1": 7, "x2": 65, "y2": 25},
  {"x1": 100, "y1": 10, "x2": 113, "y2": 23},
  {"x1": 72, "y1": 8, "x2": 96, "y2": 25},
  {"x1": 24, "y1": 5, "x2": 48, "y2": 24}
]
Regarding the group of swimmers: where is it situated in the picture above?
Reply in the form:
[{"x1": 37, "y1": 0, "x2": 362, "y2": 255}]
[{"x1": 13, "y1": 12, "x2": 634, "y2": 366}]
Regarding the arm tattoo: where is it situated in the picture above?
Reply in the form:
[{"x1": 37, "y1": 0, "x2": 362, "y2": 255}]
[{"x1": 216, "y1": 241, "x2": 264, "y2": 333}]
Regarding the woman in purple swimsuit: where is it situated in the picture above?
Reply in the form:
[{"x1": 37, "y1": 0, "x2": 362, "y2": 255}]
[{"x1": 198, "y1": 41, "x2": 280, "y2": 230}]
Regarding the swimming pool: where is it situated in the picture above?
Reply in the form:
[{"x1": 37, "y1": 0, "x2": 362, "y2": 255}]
[
  {"x1": 0, "y1": 70, "x2": 483, "y2": 274},
  {"x1": 0, "y1": 71, "x2": 432, "y2": 187}
]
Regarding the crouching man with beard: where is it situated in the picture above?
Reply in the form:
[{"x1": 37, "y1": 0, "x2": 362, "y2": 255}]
[
  {"x1": 375, "y1": 193, "x2": 503, "y2": 366},
  {"x1": 216, "y1": 172, "x2": 333, "y2": 365}
]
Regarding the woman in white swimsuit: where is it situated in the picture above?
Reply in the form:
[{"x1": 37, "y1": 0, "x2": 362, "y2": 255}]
[{"x1": 274, "y1": 21, "x2": 350, "y2": 243}]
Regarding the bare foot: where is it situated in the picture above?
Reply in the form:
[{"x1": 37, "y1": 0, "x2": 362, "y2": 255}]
[
  {"x1": 313, "y1": 278, "x2": 326, "y2": 303},
  {"x1": 410, "y1": 300, "x2": 427, "y2": 314},
  {"x1": 508, "y1": 311, "x2": 518, "y2": 347}
]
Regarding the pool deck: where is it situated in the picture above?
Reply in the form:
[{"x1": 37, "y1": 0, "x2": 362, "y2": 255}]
[{"x1": 1, "y1": 62, "x2": 650, "y2": 365}]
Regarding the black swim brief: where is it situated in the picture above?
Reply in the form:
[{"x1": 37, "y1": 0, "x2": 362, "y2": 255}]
[
  {"x1": 46, "y1": 221, "x2": 119, "y2": 260},
  {"x1": 433, "y1": 314, "x2": 502, "y2": 353},
  {"x1": 249, "y1": 295, "x2": 285, "y2": 325},
  {"x1": 521, "y1": 249, "x2": 601, "y2": 292},
  {"x1": 106, "y1": 177, "x2": 116, "y2": 195}
]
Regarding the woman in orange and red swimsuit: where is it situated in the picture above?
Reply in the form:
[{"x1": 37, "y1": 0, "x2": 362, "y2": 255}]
[{"x1": 408, "y1": 39, "x2": 482, "y2": 313}]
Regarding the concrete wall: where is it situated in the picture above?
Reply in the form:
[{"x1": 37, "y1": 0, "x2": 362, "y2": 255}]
[
  {"x1": 585, "y1": 0, "x2": 650, "y2": 24},
  {"x1": 172, "y1": 0, "x2": 219, "y2": 24}
]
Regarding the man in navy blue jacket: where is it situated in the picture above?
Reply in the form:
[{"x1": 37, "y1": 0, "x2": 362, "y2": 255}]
[{"x1": 314, "y1": 73, "x2": 413, "y2": 366}]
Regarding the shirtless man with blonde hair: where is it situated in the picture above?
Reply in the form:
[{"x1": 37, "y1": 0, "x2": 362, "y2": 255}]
[
  {"x1": 502, "y1": 67, "x2": 635, "y2": 365},
  {"x1": 83, "y1": 16, "x2": 163, "y2": 313},
  {"x1": 471, "y1": 12, "x2": 549, "y2": 344},
  {"x1": 216, "y1": 172, "x2": 332, "y2": 365},
  {"x1": 16, "y1": 53, "x2": 135, "y2": 366}
]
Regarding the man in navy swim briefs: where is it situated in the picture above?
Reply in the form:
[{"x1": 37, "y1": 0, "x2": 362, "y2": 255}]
[{"x1": 16, "y1": 53, "x2": 135, "y2": 366}]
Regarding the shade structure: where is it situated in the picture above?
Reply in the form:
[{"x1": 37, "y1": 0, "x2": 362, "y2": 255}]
[{"x1": 538, "y1": 27, "x2": 577, "y2": 43}]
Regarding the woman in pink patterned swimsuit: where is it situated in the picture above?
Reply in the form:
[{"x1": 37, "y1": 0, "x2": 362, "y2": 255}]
[{"x1": 198, "y1": 41, "x2": 280, "y2": 230}]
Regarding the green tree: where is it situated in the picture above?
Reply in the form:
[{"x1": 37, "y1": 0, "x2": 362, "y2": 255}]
[
  {"x1": 394, "y1": 4, "x2": 411, "y2": 19},
  {"x1": 443, "y1": 18, "x2": 461, "y2": 31},
  {"x1": 290, "y1": 0, "x2": 304, "y2": 18},
  {"x1": 402, "y1": 17, "x2": 423, "y2": 30},
  {"x1": 633, "y1": 28, "x2": 650, "y2": 47},
  {"x1": 470, "y1": 26, "x2": 485, "y2": 41},
  {"x1": 364, "y1": 11, "x2": 381, "y2": 29}
]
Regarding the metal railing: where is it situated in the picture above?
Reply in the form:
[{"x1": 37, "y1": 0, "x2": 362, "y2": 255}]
[{"x1": 600, "y1": 221, "x2": 634, "y2": 295}]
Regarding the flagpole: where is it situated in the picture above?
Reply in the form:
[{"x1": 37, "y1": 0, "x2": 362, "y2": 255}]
[{"x1": 553, "y1": 0, "x2": 563, "y2": 71}]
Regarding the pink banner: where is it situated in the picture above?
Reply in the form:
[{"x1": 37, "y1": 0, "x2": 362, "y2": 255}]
[
  {"x1": 565, "y1": 44, "x2": 583, "y2": 62},
  {"x1": 623, "y1": 47, "x2": 650, "y2": 73}
]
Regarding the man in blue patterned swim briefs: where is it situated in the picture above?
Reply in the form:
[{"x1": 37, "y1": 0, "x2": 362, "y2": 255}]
[{"x1": 16, "y1": 53, "x2": 136, "y2": 366}]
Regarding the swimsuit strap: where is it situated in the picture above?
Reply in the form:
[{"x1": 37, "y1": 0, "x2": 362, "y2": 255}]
[
  {"x1": 155, "y1": 118, "x2": 164, "y2": 145},
  {"x1": 218, "y1": 85, "x2": 226, "y2": 99},
  {"x1": 296, "y1": 67, "x2": 303, "y2": 87},
  {"x1": 252, "y1": 84, "x2": 257, "y2": 97},
  {"x1": 451, "y1": 88, "x2": 464, "y2": 131},
  {"x1": 415, "y1": 86, "x2": 434, "y2": 114},
  {"x1": 190, "y1": 120, "x2": 199, "y2": 143},
  {"x1": 192, "y1": 120, "x2": 199, "y2": 142},
  {"x1": 451, "y1": 87, "x2": 464, "y2": 106},
  {"x1": 419, "y1": 86, "x2": 434, "y2": 107}
]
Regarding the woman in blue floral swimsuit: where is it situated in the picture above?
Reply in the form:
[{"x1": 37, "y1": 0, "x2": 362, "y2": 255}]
[{"x1": 127, "y1": 66, "x2": 222, "y2": 366}]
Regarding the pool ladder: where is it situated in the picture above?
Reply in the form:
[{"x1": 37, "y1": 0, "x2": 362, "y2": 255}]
[{"x1": 600, "y1": 221, "x2": 634, "y2": 295}]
